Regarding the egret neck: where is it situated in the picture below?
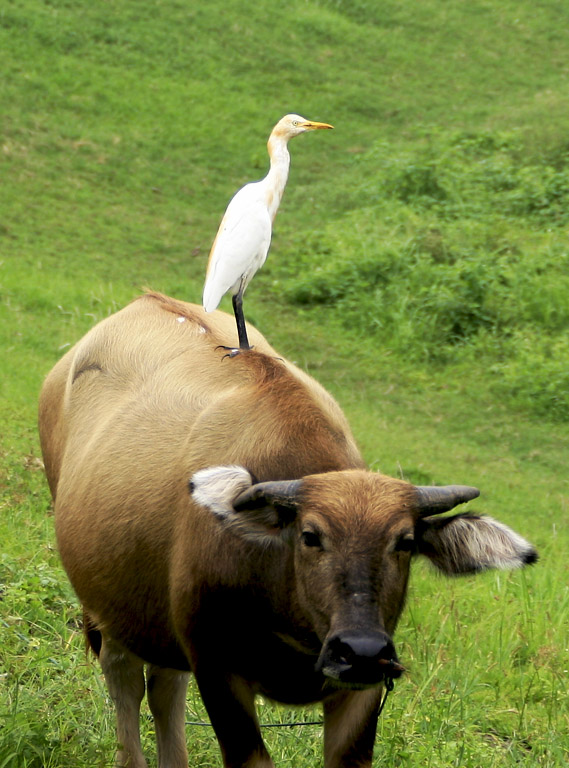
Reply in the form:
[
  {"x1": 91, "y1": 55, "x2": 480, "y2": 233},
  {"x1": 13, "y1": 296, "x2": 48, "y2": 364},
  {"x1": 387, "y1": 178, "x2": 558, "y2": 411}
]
[{"x1": 264, "y1": 133, "x2": 291, "y2": 222}]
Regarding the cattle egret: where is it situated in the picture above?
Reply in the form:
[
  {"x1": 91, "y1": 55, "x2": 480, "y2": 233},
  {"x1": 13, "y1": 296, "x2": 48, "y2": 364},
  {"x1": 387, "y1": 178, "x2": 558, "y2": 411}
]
[{"x1": 202, "y1": 113, "x2": 333, "y2": 351}]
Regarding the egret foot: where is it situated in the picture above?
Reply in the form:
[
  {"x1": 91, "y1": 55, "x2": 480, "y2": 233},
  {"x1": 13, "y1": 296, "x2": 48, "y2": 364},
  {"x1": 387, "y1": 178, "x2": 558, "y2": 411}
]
[{"x1": 215, "y1": 344, "x2": 254, "y2": 359}]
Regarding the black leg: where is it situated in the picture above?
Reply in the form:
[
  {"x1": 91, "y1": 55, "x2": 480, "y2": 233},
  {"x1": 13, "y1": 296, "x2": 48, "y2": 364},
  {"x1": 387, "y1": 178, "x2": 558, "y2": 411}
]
[
  {"x1": 232, "y1": 292, "x2": 252, "y2": 351},
  {"x1": 193, "y1": 666, "x2": 270, "y2": 768},
  {"x1": 324, "y1": 688, "x2": 382, "y2": 768}
]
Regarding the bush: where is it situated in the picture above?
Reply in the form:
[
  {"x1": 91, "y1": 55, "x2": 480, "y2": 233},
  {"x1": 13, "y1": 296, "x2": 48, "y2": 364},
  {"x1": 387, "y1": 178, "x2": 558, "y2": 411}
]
[
  {"x1": 489, "y1": 332, "x2": 569, "y2": 422},
  {"x1": 362, "y1": 130, "x2": 569, "y2": 226},
  {"x1": 276, "y1": 130, "x2": 569, "y2": 420},
  {"x1": 278, "y1": 134, "x2": 569, "y2": 366}
]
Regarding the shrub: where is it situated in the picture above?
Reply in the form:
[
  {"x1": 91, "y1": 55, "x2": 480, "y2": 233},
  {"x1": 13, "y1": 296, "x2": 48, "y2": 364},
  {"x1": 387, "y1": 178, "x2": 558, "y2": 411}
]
[
  {"x1": 489, "y1": 332, "x2": 569, "y2": 422},
  {"x1": 279, "y1": 130, "x2": 569, "y2": 398}
]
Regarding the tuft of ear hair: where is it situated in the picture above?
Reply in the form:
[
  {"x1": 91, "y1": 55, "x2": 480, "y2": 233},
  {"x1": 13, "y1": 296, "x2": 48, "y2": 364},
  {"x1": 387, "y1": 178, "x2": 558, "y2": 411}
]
[
  {"x1": 416, "y1": 513, "x2": 538, "y2": 575},
  {"x1": 190, "y1": 465, "x2": 254, "y2": 519},
  {"x1": 190, "y1": 465, "x2": 298, "y2": 546}
]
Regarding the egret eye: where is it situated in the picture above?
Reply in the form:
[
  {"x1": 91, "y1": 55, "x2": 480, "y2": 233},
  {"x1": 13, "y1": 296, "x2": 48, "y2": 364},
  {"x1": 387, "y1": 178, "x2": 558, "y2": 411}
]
[
  {"x1": 301, "y1": 530, "x2": 321, "y2": 548},
  {"x1": 292, "y1": 120, "x2": 299, "y2": 126},
  {"x1": 394, "y1": 533, "x2": 415, "y2": 553}
]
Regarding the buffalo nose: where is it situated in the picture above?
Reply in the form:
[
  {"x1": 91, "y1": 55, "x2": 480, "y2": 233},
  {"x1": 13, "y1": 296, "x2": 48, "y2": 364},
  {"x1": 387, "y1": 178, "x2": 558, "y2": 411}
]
[
  {"x1": 330, "y1": 631, "x2": 393, "y2": 665},
  {"x1": 319, "y1": 630, "x2": 402, "y2": 687}
]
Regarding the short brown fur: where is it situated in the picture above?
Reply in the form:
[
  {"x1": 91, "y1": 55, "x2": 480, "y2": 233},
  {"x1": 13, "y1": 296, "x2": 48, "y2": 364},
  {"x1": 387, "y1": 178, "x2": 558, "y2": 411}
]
[{"x1": 38, "y1": 293, "x2": 535, "y2": 768}]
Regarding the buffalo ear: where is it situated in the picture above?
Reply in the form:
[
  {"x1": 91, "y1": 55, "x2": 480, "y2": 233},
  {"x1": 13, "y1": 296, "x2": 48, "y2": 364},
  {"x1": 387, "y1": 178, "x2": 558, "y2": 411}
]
[
  {"x1": 229, "y1": 479, "x2": 303, "y2": 543},
  {"x1": 190, "y1": 465, "x2": 255, "y2": 518},
  {"x1": 415, "y1": 513, "x2": 538, "y2": 575},
  {"x1": 190, "y1": 466, "x2": 302, "y2": 544}
]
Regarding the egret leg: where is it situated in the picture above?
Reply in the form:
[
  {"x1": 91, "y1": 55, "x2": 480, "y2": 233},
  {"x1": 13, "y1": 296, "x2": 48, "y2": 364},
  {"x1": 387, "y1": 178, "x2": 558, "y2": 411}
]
[{"x1": 232, "y1": 291, "x2": 252, "y2": 351}]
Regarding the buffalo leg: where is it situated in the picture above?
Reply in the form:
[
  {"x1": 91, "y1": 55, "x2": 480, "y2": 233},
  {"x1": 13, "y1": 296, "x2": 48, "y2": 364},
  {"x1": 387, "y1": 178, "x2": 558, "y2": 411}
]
[
  {"x1": 146, "y1": 665, "x2": 190, "y2": 768},
  {"x1": 99, "y1": 635, "x2": 148, "y2": 768},
  {"x1": 323, "y1": 688, "x2": 382, "y2": 768},
  {"x1": 194, "y1": 669, "x2": 273, "y2": 768}
]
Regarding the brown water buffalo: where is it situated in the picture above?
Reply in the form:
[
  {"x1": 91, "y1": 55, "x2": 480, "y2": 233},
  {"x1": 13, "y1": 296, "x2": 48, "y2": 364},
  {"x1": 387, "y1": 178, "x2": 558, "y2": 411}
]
[{"x1": 38, "y1": 292, "x2": 537, "y2": 768}]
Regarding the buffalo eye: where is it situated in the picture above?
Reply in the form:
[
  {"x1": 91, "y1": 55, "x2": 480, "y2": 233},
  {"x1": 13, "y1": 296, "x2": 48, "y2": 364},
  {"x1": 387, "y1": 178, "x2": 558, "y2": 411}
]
[
  {"x1": 301, "y1": 530, "x2": 322, "y2": 549},
  {"x1": 394, "y1": 532, "x2": 415, "y2": 553}
]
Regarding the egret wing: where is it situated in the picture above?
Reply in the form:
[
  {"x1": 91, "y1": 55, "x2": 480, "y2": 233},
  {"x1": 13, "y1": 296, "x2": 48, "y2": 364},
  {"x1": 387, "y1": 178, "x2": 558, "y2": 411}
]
[{"x1": 203, "y1": 187, "x2": 272, "y2": 311}]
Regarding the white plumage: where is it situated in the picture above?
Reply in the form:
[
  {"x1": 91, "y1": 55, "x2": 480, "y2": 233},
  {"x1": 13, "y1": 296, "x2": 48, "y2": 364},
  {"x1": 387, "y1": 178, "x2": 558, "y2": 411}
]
[
  {"x1": 202, "y1": 186, "x2": 272, "y2": 314},
  {"x1": 203, "y1": 113, "x2": 333, "y2": 351}
]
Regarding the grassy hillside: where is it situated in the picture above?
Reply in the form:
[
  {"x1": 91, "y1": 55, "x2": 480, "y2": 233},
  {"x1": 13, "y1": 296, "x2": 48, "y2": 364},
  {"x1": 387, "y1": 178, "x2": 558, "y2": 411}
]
[{"x1": 1, "y1": 0, "x2": 568, "y2": 766}]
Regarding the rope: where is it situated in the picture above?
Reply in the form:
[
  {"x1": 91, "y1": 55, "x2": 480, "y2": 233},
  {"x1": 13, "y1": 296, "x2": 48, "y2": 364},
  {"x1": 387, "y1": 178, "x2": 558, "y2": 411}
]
[
  {"x1": 377, "y1": 676, "x2": 394, "y2": 719},
  {"x1": 184, "y1": 678, "x2": 394, "y2": 729},
  {"x1": 185, "y1": 720, "x2": 324, "y2": 728}
]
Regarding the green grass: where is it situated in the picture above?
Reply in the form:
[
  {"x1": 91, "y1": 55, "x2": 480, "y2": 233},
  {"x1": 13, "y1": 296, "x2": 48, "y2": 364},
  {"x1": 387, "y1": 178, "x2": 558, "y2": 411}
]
[{"x1": 1, "y1": 0, "x2": 569, "y2": 765}]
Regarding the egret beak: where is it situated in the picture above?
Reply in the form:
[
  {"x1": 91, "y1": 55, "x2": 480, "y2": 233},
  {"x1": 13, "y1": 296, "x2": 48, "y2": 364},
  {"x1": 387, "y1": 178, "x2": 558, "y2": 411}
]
[{"x1": 303, "y1": 120, "x2": 334, "y2": 130}]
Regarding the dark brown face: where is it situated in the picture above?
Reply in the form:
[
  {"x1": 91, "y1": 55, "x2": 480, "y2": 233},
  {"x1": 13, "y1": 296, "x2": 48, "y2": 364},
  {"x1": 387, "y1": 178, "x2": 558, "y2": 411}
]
[
  {"x1": 192, "y1": 463, "x2": 534, "y2": 689},
  {"x1": 293, "y1": 472, "x2": 416, "y2": 689}
]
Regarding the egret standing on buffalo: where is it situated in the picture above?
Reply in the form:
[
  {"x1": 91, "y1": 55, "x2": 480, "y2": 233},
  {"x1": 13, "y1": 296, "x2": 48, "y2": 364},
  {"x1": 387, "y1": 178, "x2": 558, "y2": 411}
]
[{"x1": 202, "y1": 114, "x2": 333, "y2": 352}]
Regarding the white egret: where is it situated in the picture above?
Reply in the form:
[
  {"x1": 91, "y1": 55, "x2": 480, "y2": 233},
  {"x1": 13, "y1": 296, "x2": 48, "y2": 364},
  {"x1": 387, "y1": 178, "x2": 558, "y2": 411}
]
[{"x1": 202, "y1": 113, "x2": 333, "y2": 351}]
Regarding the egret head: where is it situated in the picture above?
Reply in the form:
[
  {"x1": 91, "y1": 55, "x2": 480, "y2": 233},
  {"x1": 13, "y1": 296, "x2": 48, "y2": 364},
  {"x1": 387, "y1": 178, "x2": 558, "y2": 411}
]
[{"x1": 272, "y1": 114, "x2": 334, "y2": 140}]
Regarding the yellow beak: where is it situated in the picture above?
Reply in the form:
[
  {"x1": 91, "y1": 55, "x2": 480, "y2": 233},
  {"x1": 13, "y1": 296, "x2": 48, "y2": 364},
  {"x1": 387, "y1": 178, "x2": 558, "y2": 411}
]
[{"x1": 303, "y1": 120, "x2": 334, "y2": 130}]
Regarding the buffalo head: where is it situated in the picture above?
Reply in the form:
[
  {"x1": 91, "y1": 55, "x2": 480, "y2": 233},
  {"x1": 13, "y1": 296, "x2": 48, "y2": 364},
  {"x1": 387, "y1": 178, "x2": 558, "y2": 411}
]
[{"x1": 191, "y1": 466, "x2": 537, "y2": 690}]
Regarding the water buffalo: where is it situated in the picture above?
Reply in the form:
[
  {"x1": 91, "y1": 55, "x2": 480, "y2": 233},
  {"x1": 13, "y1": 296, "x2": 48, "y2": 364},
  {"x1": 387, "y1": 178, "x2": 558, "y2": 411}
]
[{"x1": 38, "y1": 292, "x2": 537, "y2": 768}]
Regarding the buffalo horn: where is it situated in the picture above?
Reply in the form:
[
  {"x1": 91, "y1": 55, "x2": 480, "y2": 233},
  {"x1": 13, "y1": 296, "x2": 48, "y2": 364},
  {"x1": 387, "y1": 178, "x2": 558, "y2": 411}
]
[
  {"x1": 415, "y1": 485, "x2": 480, "y2": 515},
  {"x1": 234, "y1": 479, "x2": 303, "y2": 512}
]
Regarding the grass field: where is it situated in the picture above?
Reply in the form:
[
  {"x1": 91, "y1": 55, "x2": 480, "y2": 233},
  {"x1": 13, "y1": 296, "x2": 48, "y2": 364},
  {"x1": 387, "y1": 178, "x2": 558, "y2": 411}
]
[{"x1": 1, "y1": 0, "x2": 568, "y2": 765}]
